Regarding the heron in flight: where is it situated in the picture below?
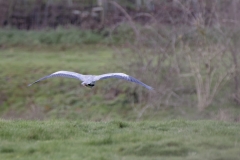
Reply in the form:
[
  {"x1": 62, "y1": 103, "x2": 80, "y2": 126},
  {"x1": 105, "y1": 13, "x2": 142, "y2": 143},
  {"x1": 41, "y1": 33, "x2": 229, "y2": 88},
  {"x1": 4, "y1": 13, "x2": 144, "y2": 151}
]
[{"x1": 28, "y1": 71, "x2": 153, "y2": 90}]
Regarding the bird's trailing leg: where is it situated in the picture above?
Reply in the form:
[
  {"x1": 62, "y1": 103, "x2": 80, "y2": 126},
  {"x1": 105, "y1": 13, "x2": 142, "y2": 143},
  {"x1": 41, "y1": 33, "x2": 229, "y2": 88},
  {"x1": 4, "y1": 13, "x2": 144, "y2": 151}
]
[{"x1": 81, "y1": 82, "x2": 88, "y2": 88}]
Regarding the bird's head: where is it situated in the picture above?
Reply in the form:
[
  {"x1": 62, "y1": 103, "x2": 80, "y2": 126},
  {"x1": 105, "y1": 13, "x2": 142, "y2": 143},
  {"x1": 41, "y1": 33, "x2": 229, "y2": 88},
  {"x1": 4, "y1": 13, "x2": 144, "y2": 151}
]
[{"x1": 81, "y1": 82, "x2": 95, "y2": 88}]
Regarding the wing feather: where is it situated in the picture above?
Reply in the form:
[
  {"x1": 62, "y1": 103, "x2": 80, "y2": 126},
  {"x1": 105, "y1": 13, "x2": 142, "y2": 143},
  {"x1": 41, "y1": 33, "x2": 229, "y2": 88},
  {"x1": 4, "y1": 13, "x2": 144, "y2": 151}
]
[
  {"x1": 28, "y1": 71, "x2": 84, "y2": 86},
  {"x1": 94, "y1": 73, "x2": 153, "y2": 90}
]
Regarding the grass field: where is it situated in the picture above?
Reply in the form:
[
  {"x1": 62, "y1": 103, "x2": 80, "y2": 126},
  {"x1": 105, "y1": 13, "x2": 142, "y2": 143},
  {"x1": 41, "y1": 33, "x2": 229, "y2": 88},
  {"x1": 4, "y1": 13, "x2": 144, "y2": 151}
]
[{"x1": 0, "y1": 119, "x2": 240, "y2": 160}]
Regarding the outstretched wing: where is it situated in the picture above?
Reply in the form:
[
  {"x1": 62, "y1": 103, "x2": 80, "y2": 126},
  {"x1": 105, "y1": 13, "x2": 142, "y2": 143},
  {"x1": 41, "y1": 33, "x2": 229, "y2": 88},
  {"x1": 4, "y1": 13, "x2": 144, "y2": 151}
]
[
  {"x1": 94, "y1": 73, "x2": 153, "y2": 90},
  {"x1": 28, "y1": 71, "x2": 84, "y2": 86}
]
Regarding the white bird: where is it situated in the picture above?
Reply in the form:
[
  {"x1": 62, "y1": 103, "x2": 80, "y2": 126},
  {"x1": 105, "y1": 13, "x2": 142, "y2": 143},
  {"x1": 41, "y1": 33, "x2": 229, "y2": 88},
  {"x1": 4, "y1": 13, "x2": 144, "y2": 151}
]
[{"x1": 28, "y1": 71, "x2": 153, "y2": 90}]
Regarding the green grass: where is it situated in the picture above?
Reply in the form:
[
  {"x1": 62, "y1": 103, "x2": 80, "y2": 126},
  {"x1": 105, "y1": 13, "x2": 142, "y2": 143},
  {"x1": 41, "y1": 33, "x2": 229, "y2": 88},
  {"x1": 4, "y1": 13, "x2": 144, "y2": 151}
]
[{"x1": 0, "y1": 119, "x2": 240, "y2": 160}]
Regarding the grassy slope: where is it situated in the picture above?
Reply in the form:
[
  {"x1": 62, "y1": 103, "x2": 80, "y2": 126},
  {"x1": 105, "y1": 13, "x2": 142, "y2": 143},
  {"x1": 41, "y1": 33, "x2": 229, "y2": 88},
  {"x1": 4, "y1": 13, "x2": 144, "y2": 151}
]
[
  {"x1": 1, "y1": 45, "x2": 152, "y2": 121},
  {"x1": 1, "y1": 46, "x2": 240, "y2": 121},
  {"x1": 0, "y1": 119, "x2": 240, "y2": 160},
  {"x1": 0, "y1": 46, "x2": 132, "y2": 119}
]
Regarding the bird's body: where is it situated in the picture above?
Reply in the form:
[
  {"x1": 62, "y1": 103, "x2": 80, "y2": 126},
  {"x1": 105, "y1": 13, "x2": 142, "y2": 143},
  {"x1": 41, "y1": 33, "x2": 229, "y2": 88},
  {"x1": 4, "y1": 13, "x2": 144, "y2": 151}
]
[{"x1": 28, "y1": 71, "x2": 153, "y2": 90}]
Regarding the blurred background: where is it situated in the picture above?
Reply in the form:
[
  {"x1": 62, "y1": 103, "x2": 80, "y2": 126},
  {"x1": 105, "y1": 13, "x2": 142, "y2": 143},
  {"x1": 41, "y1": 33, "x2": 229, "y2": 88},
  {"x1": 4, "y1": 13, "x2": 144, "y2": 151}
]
[{"x1": 0, "y1": 0, "x2": 240, "y2": 122}]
